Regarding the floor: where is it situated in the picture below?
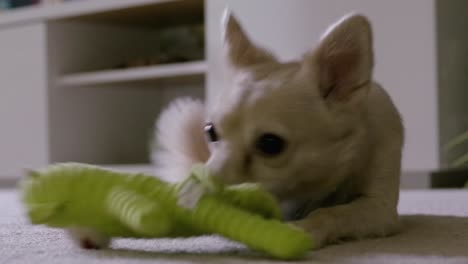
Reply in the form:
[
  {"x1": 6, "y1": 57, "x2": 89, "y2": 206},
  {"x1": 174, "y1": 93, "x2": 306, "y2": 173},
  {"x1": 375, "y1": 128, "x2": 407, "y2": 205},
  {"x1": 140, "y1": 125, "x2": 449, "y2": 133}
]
[{"x1": 1, "y1": 189, "x2": 468, "y2": 264}]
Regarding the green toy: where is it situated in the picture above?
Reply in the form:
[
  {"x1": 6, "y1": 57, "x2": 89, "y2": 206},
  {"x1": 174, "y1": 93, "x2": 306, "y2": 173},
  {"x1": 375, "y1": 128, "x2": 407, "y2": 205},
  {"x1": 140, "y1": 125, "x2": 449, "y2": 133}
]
[{"x1": 20, "y1": 163, "x2": 313, "y2": 259}]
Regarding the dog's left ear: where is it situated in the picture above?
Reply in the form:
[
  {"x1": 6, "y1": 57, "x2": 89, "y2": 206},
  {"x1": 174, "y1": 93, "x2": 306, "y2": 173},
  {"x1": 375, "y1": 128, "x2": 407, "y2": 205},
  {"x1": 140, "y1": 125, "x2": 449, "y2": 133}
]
[
  {"x1": 307, "y1": 14, "x2": 374, "y2": 101},
  {"x1": 222, "y1": 9, "x2": 277, "y2": 69}
]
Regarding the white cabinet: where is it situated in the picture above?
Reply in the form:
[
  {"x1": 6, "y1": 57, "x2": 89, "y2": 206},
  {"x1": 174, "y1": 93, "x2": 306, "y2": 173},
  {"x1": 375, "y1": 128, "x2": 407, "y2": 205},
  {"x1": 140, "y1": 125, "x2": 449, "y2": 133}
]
[
  {"x1": 206, "y1": 0, "x2": 439, "y2": 173},
  {"x1": 0, "y1": 23, "x2": 49, "y2": 179},
  {"x1": 0, "y1": 0, "x2": 205, "y2": 180}
]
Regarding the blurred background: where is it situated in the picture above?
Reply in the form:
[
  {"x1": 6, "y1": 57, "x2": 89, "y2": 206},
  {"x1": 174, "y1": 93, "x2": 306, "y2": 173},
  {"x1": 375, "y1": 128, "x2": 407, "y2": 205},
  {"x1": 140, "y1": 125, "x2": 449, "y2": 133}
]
[{"x1": 0, "y1": 0, "x2": 465, "y2": 189}]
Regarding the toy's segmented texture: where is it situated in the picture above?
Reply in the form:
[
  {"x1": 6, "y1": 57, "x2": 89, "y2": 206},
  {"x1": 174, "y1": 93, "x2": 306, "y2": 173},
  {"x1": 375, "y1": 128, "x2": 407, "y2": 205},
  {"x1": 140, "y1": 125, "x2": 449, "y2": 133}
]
[
  {"x1": 177, "y1": 165, "x2": 281, "y2": 219},
  {"x1": 20, "y1": 163, "x2": 313, "y2": 259},
  {"x1": 220, "y1": 184, "x2": 282, "y2": 219},
  {"x1": 22, "y1": 164, "x2": 147, "y2": 236},
  {"x1": 173, "y1": 196, "x2": 312, "y2": 259},
  {"x1": 107, "y1": 187, "x2": 171, "y2": 237}
]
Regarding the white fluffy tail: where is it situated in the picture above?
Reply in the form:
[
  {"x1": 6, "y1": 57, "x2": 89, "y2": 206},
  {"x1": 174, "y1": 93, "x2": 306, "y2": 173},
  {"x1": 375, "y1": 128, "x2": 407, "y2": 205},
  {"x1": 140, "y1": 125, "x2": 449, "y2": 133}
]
[{"x1": 152, "y1": 98, "x2": 210, "y2": 182}]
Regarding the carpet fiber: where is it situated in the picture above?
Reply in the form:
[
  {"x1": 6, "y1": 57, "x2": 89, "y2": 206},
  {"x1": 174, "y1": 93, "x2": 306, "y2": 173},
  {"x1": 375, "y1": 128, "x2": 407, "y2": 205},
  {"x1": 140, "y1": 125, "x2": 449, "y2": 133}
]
[{"x1": 1, "y1": 189, "x2": 468, "y2": 264}]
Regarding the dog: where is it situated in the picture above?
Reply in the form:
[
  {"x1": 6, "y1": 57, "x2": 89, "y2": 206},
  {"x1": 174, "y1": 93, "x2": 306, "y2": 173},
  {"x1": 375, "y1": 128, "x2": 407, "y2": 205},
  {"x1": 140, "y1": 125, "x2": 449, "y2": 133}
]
[
  {"x1": 70, "y1": 11, "x2": 404, "y2": 249},
  {"x1": 154, "y1": 10, "x2": 404, "y2": 248}
]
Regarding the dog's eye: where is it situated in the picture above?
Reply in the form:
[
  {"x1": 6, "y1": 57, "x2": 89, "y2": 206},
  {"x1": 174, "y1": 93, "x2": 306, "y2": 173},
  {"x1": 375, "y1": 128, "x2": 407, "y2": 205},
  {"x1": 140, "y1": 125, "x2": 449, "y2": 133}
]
[
  {"x1": 204, "y1": 123, "x2": 219, "y2": 142},
  {"x1": 255, "y1": 133, "x2": 286, "y2": 156}
]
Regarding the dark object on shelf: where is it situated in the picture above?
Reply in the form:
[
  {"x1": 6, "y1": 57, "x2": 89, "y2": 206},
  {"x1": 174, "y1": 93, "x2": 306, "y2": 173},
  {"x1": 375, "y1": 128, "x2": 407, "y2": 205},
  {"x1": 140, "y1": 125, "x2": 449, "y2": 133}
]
[
  {"x1": 0, "y1": 0, "x2": 39, "y2": 9},
  {"x1": 113, "y1": 23, "x2": 204, "y2": 70},
  {"x1": 430, "y1": 167, "x2": 468, "y2": 188},
  {"x1": 113, "y1": 55, "x2": 192, "y2": 70}
]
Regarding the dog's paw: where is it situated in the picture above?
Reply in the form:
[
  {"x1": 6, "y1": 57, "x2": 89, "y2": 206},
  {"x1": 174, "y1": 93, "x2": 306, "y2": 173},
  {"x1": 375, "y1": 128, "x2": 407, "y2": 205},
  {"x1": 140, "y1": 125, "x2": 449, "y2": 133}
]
[
  {"x1": 290, "y1": 207, "x2": 401, "y2": 249},
  {"x1": 67, "y1": 227, "x2": 111, "y2": 250},
  {"x1": 289, "y1": 209, "x2": 335, "y2": 249}
]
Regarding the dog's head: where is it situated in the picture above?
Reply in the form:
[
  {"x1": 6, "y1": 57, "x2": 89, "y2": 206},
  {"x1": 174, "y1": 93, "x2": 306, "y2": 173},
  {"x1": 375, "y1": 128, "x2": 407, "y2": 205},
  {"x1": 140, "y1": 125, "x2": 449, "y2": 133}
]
[{"x1": 205, "y1": 11, "x2": 374, "y2": 200}]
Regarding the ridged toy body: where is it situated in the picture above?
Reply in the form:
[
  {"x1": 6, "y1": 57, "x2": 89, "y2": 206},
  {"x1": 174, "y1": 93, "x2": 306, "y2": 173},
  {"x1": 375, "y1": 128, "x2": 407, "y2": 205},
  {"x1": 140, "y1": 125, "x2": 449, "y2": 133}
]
[{"x1": 20, "y1": 163, "x2": 313, "y2": 259}]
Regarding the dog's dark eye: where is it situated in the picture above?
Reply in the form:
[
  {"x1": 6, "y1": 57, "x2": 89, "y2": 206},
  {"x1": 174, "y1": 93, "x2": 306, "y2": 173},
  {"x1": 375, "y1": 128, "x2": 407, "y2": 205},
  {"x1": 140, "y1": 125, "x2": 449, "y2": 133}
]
[
  {"x1": 204, "y1": 123, "x2": 219, "y2": 142},
  {"x1": 255, "y1": 133, "x2": 286, "y2": 156}
]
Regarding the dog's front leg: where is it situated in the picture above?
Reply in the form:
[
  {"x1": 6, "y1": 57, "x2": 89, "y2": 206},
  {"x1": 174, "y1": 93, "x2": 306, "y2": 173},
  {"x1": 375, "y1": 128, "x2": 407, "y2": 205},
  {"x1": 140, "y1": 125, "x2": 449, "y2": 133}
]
[
  {"x1": 292, "y1": 195, "x2": 399, "y2": 248},
  {"x1": 293, "y1": 142, "x2": 402, "y2": 248}
]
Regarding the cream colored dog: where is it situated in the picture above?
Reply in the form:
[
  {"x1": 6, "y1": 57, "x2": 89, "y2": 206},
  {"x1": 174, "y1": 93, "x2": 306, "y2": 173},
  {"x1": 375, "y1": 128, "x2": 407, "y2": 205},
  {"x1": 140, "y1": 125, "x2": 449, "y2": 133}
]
[
  {"x1": 154, "y1": 11, "x2": 404, "y2": 248},
  {"x1": 70, "y1": 11, "x2": 404, "y2": 249}
]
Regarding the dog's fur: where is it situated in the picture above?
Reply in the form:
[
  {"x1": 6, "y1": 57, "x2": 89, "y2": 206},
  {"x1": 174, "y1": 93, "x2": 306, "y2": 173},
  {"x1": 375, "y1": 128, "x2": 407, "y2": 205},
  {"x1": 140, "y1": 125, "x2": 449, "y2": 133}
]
[
  {"x1": 155, "y1": 12, "x2": 404, "y2": 248},
  {"x1": 70, "y1": 12, "x2": 404, "y2": 249}
]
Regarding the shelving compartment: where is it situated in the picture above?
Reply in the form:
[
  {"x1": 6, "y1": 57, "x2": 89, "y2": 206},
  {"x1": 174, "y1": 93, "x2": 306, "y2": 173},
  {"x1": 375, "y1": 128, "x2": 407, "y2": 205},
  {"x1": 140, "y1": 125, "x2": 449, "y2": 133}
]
[{"x1": 46, "y1": 1, "x2": 205, "y2": 167}]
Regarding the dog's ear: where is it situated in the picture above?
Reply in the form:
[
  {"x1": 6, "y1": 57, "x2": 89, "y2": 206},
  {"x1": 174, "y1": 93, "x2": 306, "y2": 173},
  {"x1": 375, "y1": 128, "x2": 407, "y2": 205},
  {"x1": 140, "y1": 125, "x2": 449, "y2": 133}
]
[
  {"x1": 222, "y1": 9, "x2": 277, "y2": 69},
  {"x1": 307, "y1": 14, "x2": 374, "y2": 102}
]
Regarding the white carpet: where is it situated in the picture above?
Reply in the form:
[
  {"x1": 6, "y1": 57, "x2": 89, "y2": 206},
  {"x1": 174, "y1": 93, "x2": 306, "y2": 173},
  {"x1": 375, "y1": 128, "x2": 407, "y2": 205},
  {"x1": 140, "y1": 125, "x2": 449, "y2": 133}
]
[{"x1": 1, "y1": 189, "x2": 468, "y2": 264}]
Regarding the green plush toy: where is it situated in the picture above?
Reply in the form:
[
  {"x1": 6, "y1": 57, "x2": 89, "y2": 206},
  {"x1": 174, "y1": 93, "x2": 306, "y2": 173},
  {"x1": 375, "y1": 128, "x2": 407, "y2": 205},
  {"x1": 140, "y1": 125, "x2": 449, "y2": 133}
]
[{"x1": 20, "y1": 163, "x2": 313, "y2": 259}]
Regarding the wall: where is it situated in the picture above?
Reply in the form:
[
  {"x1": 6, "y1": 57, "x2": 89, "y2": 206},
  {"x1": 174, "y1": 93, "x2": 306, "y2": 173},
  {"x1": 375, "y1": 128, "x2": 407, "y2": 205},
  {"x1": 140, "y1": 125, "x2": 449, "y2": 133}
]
[{"x1": 0, "y1": 23, "x2": 49, "y2": 179}]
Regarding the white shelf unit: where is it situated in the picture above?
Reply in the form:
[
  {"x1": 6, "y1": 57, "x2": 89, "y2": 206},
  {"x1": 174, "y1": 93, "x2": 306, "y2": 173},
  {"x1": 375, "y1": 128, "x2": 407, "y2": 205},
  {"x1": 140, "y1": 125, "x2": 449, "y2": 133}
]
[
  {"x1": 0, "y1": 0, "x2": 205, "y2": 179},
  {"x1": 58, "y1": 61, "x2": 207, "y2": 87},
  {"x1": 0, "y1": 0, "x2": 202, "y2": 28}
]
